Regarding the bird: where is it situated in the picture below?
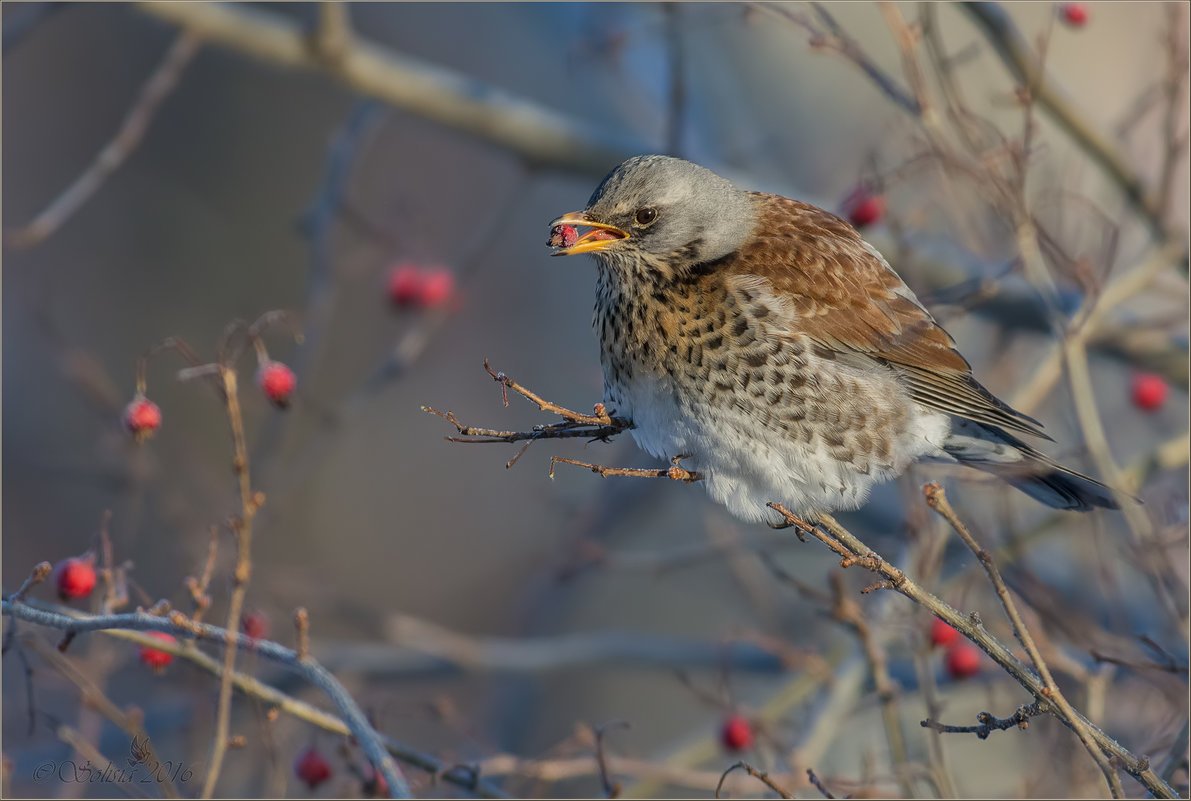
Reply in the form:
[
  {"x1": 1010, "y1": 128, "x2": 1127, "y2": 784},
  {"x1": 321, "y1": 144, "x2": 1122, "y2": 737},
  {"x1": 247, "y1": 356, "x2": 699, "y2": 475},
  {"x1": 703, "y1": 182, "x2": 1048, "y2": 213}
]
[{"x1": 547, "y1": 155, "x2": 1120, "y2": 523}]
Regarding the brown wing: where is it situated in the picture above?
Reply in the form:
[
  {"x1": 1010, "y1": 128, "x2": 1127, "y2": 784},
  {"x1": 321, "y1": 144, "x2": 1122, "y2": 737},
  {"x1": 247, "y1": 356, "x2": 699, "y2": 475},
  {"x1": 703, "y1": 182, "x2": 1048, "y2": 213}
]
[{"x1": 728, "y1": 193, "x2": 1049, "y2": 440}]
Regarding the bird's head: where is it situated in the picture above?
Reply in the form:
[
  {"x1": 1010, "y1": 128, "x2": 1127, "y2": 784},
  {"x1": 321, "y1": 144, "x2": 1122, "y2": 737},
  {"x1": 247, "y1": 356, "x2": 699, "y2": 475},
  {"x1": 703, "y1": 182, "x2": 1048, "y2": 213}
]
[{"x1": 549, "y1": 155, "x2": 757, "y2": 279}]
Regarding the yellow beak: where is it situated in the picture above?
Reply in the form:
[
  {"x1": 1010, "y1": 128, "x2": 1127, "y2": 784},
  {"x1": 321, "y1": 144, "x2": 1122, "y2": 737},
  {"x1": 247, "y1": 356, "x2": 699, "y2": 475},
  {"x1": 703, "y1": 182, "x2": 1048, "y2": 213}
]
[{"x1": 549, "y1": 211, "x2": 629, "y2": 256}]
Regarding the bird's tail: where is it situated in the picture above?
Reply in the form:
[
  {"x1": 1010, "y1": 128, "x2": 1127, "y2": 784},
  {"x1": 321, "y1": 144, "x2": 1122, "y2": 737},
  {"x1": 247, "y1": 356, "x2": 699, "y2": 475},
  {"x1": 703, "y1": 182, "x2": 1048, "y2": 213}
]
[{"x1": 941, "y1": 421, "x2": 1124, "y2": 511}]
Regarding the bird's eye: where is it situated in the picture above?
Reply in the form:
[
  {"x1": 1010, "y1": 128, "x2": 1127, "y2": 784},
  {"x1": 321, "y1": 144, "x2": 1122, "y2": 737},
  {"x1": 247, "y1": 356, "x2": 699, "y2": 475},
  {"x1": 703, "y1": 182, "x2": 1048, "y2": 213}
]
[{"x1": 634, "y1": 207, "x2": 658, "y2": 226}]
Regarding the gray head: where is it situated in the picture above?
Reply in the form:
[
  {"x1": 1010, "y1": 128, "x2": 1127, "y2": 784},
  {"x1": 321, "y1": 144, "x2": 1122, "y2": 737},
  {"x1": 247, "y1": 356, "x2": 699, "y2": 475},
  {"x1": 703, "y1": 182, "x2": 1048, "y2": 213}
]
[{"x1": 550, "y1": 155, "x2": 757, "y2": 278}]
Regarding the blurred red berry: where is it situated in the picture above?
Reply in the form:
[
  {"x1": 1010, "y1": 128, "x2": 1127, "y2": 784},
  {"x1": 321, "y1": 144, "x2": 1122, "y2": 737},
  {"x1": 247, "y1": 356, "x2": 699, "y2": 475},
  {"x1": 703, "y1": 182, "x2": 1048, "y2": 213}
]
[
  {"x1": 549, "y1": 223, "x2": 579, "y2": 248},
  {"x1": 1131, "y1": 373, "x2": 1167, "y2": 412},
  {"x1": 1059, "y1": 3, "x2": 1089, "y2": 27},
  {"x1": 295, "y1": 746, "x2": 332, "y2": 790},
  {"x1": 139, "y1": 632, "x2": 177, "y2": 671},
  {"x1": 387, "y1": 263, "x2": 423, "y2": 307},
  {"x1": 842, "y1": 186, "x2": 886, "y2": 228},
  {"x1": 257, "y1": 362, "x2": 297, "y2": 408},
  {"x1": 363, "y1": 765, "x2": 388, "y2": 797},
  {"x1": 418, "y1": 269, "x2": 455, "y2": 309},
  {"x1": 241, "y1": 610, "x2": 269, "y2": 640},
  {"x1": 123, "y1": 396, "x2": 161, "y2": 441},
  {"x1": 54, "y1": 557, "x2": 97, "y2": 601},
  {"x1": 945, "y1": 642, "x2": 982, "y2": 680},
  {"x1": 719, "y1": 713, "x2": 754, "y2": 752},
  {"x1": 930, "y1": 618, "x2": 960, "y2": 649}
]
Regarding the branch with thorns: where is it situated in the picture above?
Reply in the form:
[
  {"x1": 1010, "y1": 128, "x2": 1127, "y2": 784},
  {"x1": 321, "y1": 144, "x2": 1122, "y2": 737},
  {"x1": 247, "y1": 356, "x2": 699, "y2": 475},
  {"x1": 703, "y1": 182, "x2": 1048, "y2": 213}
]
[{"x1": 425, "y1": 364, "x2": 1178, "y2": 800}]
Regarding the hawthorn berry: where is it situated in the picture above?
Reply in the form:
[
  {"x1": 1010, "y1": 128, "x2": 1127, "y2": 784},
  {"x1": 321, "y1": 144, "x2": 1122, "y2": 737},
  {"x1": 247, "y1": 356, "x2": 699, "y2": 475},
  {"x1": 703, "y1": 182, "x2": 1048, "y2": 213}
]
[
  {"x1": 417, "y1": 268, "x2": 455, "y2": 309},
  {"x1": 719, "y1": 713, "x2": 755, "y2": 752},
  {"x1": 363, "y1": 765, "x2": 388, "y2": 798},
  {"x1": 548, "y1": 223, "x2": 579, "y2": 249},
  {"x1": 1131, "y1": 373, "x2": 1167, "y2": 412},
  {"x1": 945, "y1": 642, "x2": 982, "y2": 680},
  {"x1": 295, "y1": 746, "x2": 333, "y2": 790},
  {"x1": 930, "y1": 618, "x2": 960, "y2": 649},
  {"x1": 387, "y1": 263, "x2": 423, "y2": 307},
  {"x1": 123, "y1": 396, "x2": 162, "y2": 441},
  {"x1": 241, "y1": 610, "x2": 269, "y2": 640},
  {"x1": 257, "y1": 362, "x2": 297, "y2": 408},
  {"x1": 139, "y1": 632, "x2": 177, "y2": 671},
  {"x1": 842, "y1": 186, "x2": 886, "y2": 228},
  {"x1": 1059, "y1": 3, "x2": 1089, "y2": 27},
  {"x1": 54, "y1": 557, "x2": 97, "y2": 601}
]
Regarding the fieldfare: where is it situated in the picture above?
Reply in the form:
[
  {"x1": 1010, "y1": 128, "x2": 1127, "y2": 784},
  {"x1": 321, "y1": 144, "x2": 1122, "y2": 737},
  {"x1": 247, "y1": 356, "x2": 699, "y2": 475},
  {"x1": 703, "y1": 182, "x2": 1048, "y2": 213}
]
[{"x1": 549, "y1": 155, "x2": 1118, "y2": 522}]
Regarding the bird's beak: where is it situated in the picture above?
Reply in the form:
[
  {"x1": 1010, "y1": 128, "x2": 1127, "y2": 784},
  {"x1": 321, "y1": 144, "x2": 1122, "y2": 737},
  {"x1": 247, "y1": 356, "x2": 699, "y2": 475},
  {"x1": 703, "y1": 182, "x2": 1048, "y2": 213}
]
[{"x1": 548, "y1": 211, "x2": 629, "y2": 256}]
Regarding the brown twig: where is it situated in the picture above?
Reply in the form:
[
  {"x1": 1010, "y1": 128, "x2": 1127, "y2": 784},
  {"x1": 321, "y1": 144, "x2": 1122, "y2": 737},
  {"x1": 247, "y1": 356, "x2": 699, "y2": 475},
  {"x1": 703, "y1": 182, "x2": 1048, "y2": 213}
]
[
  {"x1": 715, "y1": 761, "x2": 794, "y2": 800},
  {"x1": 923, "y1": 482, "x2": 1125, "y2": 798},
  {"x1": 764, "y1": 502, "x2": 1174, "y2": 798},
  {"x1": 4, "y1": 32, "x2": 202, "y2": 249},
  {"x1": 548, "y1": 456, "x2": 701, "y2": 483},
  {"x1": 295, "y1": 607, "x2": 311, "y2": 662},
  {"x1": 23, "y1": 635, "x2": 181, "y2": 798},
  {"x1": 592, "y1": 720, "x2": 629, "y2": 798}
]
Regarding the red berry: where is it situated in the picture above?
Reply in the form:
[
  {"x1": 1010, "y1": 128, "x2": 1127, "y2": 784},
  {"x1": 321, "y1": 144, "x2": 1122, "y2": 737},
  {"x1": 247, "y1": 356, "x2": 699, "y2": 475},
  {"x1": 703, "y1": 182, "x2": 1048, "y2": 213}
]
[
  {"x1": 295, "y1": 746, "x2": 332, "y2": 790},
  {"x1": 54, "y1": 557, "x2": 97, "y2": 601},
  {"x1": 123, "y1": 397, "x2": 162, "y2": 441},
  {"x1": 241, "y1": 610, "x2": 269, "y2": 640},
  {"x1": 387, "y1": 264, "x2": 423, "y2": 307},
  {"x1": 1060, "y1": 3, "x2": 1089, "y2": 27},
  {"x1": 842, "y1": 187, "x2": 886, "y2": 228},
  {"x1": 139, "y1": 632, "x2": 177, "y2": 671},
  {"x1": 548, "y1": 224, "x2": 579, "y2": 249},
  {"x1": 1131, "y1": 373, "x2": 1167, "y2": 412},
  {"x1": 417, "y1": 269, "x2": 455, "y2": 309},
  {"x1": 719, "y1": 714, "x2": 755, "y2": 752},
  {"x1": 363, "y1": 765, "x2": 388, "y2": 797},
  {"x1": 945, "y1": 642, "x2": 982, "y2": 680},
  {"x1": 929, "y1": 618, "x2": 960, "y2": 649},
  {"x1": 257, "y1": 362, "x2": 297, "y2": 408}
]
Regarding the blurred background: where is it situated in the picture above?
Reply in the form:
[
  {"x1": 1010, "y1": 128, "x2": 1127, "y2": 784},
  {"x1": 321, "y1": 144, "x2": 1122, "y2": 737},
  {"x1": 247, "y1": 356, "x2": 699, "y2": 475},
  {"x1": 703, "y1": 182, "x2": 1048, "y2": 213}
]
[{"x1": 3, "y1": 2, "x2": 1188, "y2": 798}]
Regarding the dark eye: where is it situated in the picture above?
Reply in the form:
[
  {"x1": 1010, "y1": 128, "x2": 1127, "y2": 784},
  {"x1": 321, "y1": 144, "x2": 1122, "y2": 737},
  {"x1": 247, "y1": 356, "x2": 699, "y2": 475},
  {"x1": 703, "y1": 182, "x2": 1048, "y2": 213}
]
[{"x1": 634, "y1": 207, "x2": 658, "y2": 226}]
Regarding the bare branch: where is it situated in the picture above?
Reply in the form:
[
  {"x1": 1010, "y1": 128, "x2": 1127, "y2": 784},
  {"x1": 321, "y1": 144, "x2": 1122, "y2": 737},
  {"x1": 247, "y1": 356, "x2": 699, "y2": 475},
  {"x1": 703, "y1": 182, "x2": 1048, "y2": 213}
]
[
  {"x1": 4, "y1": 32, "x2": 202, "y2": 249},
  {"x1": 715, "y1": 761, "x2": 794, "y2": 799},
  {"x1": 133, "y1": 2, "x2": 645, "y2": 174}
]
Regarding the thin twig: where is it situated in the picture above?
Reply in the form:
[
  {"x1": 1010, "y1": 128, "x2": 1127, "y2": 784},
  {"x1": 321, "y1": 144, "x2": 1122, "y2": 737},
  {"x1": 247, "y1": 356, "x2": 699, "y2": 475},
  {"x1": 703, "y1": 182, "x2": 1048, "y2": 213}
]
[
  {"x1": 764, "y1": 503, "x2": 1174, "y2": 799},
  {"x1": 805, "y1": 768, "x2": 835, "y2": 799},
  {"x1": 921, "y1": 702, "x2": 1045, "y2": 740},
  {"x1": 549, "y1": 456, "x2": 700, "y2": 482},
  {"x1": 715, "y1": 761, "x2": 794, "y2": 799},
  {"x1": 4, "y1": 32, "x2": 202, "y2": 249},
  {"x1": 923, "y1": 482, "x2": 1125, "y2": 798}
]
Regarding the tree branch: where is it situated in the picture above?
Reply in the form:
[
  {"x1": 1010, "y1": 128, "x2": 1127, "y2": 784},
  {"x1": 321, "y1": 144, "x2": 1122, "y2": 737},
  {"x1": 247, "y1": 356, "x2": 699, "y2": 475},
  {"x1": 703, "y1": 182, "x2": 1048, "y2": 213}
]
[{"x1": 133, "y1": 2, "x2": 645, "y2": 175}]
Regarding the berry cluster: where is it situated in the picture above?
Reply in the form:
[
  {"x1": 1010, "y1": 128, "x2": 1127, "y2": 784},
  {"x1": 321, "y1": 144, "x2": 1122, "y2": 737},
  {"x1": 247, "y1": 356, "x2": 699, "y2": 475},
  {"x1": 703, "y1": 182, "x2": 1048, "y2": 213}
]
[
  {"x1": 930, "y1": 618, "x2": 982, "y2": 680},
  {"x1": 387, "y1": 263, "x2": 456, "y2": 309}
]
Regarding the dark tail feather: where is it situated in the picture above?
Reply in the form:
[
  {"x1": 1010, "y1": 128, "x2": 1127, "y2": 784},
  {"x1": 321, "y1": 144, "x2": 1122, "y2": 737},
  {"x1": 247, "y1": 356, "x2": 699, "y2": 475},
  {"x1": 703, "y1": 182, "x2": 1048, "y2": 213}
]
[{"x1": 942, "y1": 423, "x2": 1127, "y2": 512}]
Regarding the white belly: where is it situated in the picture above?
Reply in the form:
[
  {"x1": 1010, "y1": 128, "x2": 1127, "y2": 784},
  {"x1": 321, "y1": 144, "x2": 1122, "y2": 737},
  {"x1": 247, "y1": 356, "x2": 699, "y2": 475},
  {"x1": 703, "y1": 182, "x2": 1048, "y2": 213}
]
[{"x1": 608, "y1": 374, "x2": 951, "y2": 522}]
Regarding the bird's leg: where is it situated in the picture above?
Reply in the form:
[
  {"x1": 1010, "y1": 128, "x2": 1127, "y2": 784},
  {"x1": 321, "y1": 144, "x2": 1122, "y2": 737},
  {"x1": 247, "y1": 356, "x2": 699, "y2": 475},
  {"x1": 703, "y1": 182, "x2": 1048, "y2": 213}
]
[{"x1": 765, "y1": 502, "x2": 817, "y2": 542}]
